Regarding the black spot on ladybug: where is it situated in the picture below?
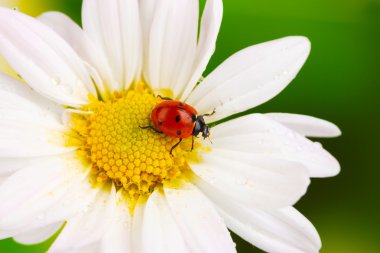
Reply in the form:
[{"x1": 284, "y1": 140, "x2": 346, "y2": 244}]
[
  {"x1": 158, "y1": 120, "x2": 163, "y2": 126},
  {"x1": 191, "y1": 114, "x2": 196, "y2": 122},
  {"x1": 179, "y1": 102, "x2": 184, "y2": 107},
  {"x1": 177, "y1": 130, "x2": 182, "y2": 136},
  {"x1": 175, "y1": 115, "x2": 181, "y2": 122}
]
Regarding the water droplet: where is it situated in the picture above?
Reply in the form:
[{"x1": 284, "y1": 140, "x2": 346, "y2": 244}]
[
  {"x1": 236, "y1": 178, "x2": 248, "y2": 185},
  {"x1": 83, "y1": 205, "x2": 90, "y2": 213},
  {"x1": 51, "y1": 76, "x2": 61, "y2": 86},
  {"x1": 208, "y1": 177, "x2": 216, "y2": 184}
]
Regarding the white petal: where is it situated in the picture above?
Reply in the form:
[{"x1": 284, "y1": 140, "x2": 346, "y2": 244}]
[
  {"x1": 0, "y1": 155, "x2": 97, "y2": 239},
  {"x1": 197, "y1": 171, "x2": 320, "y2": 252},
  {"x1": 217, "y1": 203, "x2": 321, "y2": 253},
  {"x1": 0, "y1": 8, "x2": 94, "y2": 106},
  {"x1": 67, "y1": 243, "x2": 100, "y2": 253},
  {"x1": 142, "y1": 190, "x2": 190, "y2": 253},
  {"x1": 0, "y1": 75, "x2": 67, "y2": 158},
  {"x1": 99, "y1": 192, "x2": 132, "y2": 253},
  {"x1": 164, "y1": 182, "x2": 236, "y2": 253},
  {"x1": 38, "y1": 11, "x2": 115, "y2": 97},
  {"x1": 0, "y1": 72, "x2": 63, "y2": 119},
  {"x1": 209, "y1": 114, "x2": 340, "y2": 177},
  {"x1": 82, "y1": 0, "x2": 142, "y2": 90},
  {"x1": 0, "y1": 154, "x2": 89, "y2": 232},
  {"x1": 0, "y1": 176, "x2": 6, "y2": 186},
  {"x1": 191, "y1": 152, "x2": 310, "y2": 209},
  {"x1": 0, "y1": 108, "x2": 73, "y2": 157},
  {"x1": 0, "y1": 157, "x2": 44, "y2": 177},
  {"x1": 141, "y1": 0, "x2": 198, "y2": 97},
  {"x1": 49, "y1": 185, "x2": 116, "y2": 253},
  {"x1": 13, "y1": 222, "x2": 63, "y2": 245},
  {"x1": 201, "y1": 181, "x2": 321, "y2": 252},
  {"x1": 0, "y1": 157, "x2": 72, "y2": 229},
  {"x1": 131, "y1": 199, "x2": 145, "y2": 253},
  {"x1": 266, "y1": 113, "x2": 341, "y2": 138},
  {"x1": 31, "y1": 172, "x2": 98, "y2": 231},
  {"x1": 187, "y1": 36, "x2": 311, "y2": 121},
  {"x1": 180, "y1": 0, "x2": 223, "y2": 100}
]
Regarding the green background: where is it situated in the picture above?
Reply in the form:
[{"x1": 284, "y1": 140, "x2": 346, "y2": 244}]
[{"x1": 0, "y1": 0, "x2": 379, "y2": 252}]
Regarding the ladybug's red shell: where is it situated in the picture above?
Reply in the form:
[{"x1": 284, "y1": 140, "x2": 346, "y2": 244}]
[{"x1": 151, "y1": 101, "x2": 198, "y2": 138}]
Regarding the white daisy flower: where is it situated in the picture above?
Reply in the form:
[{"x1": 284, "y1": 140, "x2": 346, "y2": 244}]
[{"x1": 0, "y1": 1, "x2": 340, "y2": 253}]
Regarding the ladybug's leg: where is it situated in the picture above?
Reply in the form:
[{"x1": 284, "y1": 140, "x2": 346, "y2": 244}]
[
  {"x1": 191, "y1": 136, "x2": 194, "y2": 151},
  {"x1": 139, "y1": 125, "x2": 163, "y2": 134},
  {"x1": 170, "y1": 138, "x2": 182, "y2": 155},
  {"x1": 201, "y1": 108, "x2": 216, "y2": 117},
  {"x1": 156, "y1": 95, "x2": 172, "y2": 101}
]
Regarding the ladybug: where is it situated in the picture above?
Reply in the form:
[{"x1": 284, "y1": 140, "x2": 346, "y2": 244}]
[{"x1": 141, "y1": 96, "x2": 215, "y2": 154}]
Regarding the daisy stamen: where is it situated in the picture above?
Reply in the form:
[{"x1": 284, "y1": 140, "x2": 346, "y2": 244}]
[{"x1": 67, "y1": 85, "x2": 195, "y2": 203}]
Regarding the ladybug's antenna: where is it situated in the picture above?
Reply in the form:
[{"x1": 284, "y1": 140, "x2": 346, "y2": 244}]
[
  {"x1": 201, "y1": 108, "x2": 216, "y2": 117},
  {"x1": 156, "y1": 95, "x2": 172, "y2": 101}
]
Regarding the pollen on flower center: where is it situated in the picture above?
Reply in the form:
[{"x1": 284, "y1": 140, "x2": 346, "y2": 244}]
[{"x1": 67, "y1": 86, "x2": 197, "y2": 201}]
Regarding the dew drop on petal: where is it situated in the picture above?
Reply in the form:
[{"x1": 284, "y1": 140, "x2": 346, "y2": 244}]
[
  {"x1": 236, "y1": 178, "x2": 248, "y2": 185},
  {"x1": 51, "y1": 76, "x2": 61, "y2": 86},
  {"x1": 83, "y1": 203, "x2": 91, "y2": 213}
]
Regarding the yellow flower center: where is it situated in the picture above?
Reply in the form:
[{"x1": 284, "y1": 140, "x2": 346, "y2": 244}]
[{"x1": 67, "y1": 86, "x2": 199, "y2": 202}]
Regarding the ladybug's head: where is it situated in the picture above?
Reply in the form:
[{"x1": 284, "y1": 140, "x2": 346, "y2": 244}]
[{"x1": 192, "y1": 115, "x2": 210, "y2": 139}]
